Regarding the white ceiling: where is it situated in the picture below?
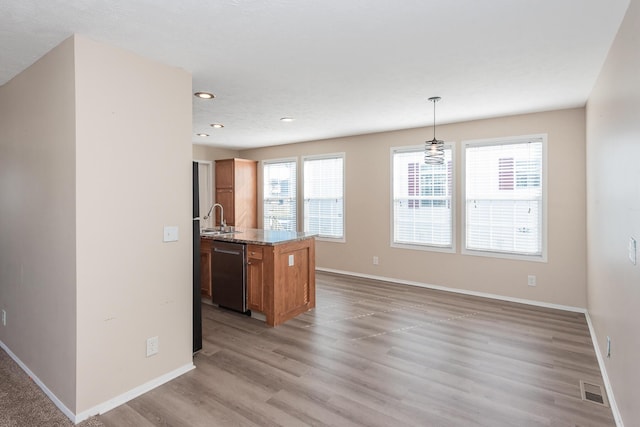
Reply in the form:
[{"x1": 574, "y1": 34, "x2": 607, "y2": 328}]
[{"x1": 0, "y1": 0, "x2": 630, "y2": 149}]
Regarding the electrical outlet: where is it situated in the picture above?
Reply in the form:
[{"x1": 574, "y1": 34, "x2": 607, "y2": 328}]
[
  {"x1": 373, "y1": 256, "x2": 379, "y2": 265},
  {"x1": 1, "y1": 309, "x2": 6, "y2": 326},
  {"x1": 527, "y1": 275, "x2": 536, "y2": 286},
  {"x1": 146, "y1": 336, "x2": 159, "y2": 357}
]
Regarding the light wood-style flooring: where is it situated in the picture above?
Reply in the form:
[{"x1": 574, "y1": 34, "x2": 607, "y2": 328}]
[{"x1": 99, "y1": 272, "x2": 615, "y2": 426}]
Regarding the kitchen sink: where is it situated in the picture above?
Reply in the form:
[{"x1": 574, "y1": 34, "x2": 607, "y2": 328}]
[{"x1": 200, "y1": 226, "x2": 241, "y2": 236}]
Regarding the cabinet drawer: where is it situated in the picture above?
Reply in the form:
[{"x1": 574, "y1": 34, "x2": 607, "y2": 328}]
[{"x1": 247, "y1": 245, "x2": 263, "y2": 260}]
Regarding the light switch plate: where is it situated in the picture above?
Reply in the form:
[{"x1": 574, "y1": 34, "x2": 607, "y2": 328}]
[
  {"x1": 163, "y1": 226, "x2": 179, "y2": 242},
  {"x1": 288, "y1": 254, "x2": 294, "y2": 266},
  {"x1": 629, "y1": 237, "x2": 637, "y2": 265}
]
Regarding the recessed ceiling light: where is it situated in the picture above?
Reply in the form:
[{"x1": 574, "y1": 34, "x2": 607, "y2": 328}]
[
  {"x1": 210, "y1": 123, "x2": 224, "y2": 128},
  {"x1": 280, "y1": 117, "x2": 294, "y2": 122},
  {"x1": 196, "y1": 133, "x2": 209, "y2": 137},
  {"x1": 194, "y1": 92, "x2": 215, "y2": 99}
]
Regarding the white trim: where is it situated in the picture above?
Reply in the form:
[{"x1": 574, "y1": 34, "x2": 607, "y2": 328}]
[
  {"x1": 77, "y1": 362, "x2": 195, "y2": 422},
  {"x1": 462, "y1": 248, "x2": 548, "y2": 263},
  {"x1": 261, "y1": 157, "x2": 298, "y2": 231},
  {"x1": 302, "y1": 152, "x2": 346, "y2": 241},
  {"x1": 390, "y1": 242, "x2": 456, "y2": 254},
  {"x1": 315, "y1": 267, "x2": 586, "y2": 313},
  {"x1": 315, "y1": 270, "x2": 626, "y2": 421},
  {"x1": 389, "y1": 143, "x2": 456, "y2": 253},
  {"x1": 461, "y1": 134, "x2": 548, "y2": 262},
  {"x1": 0, "y1": 339, "x2": 195, "y2": 424},
  {"x1": 262, "y1": 157, "x2": 299, "y2": 166},
  {"x1": 0, "y1": 340, "x2": 76, "y2": 422},
  {"x1": 194, "y1": 160, "x2": 214, "y2": 229},
  {"x1": 585, "y1": 312, "x2": 624, "y2": 427}
]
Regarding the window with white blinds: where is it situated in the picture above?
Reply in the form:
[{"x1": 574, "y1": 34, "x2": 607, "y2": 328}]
[
  {"x1": 303, "y1": 154, "x2": 344, "y2": 240},
  {"x1": 263, "y1": 159, "x2": 297, "y2": 232},
  {"x1": 464, "y1": 136, "x2": 545, "y2": 259},
  {"x1": 392, "y1": 146, "x2": 454, "y2": 249}
]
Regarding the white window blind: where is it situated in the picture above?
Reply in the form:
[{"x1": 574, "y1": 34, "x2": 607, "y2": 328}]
[
  {"x1": 392, "y1": 147, "x2": 453, "y2": 248},
  {"x1": 263, "y1": 159, "x2": 297, "y2": 231},
  {"x1": 465, "y1": 138, "x2": 543, "y2": 257},
  {"x1": 303, "y1": 154, "x2": 344, "y2": 239}
]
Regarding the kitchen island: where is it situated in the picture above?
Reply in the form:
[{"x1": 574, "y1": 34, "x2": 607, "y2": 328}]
[{"x1": 201, "y1": 229, "x2": 315, "y2": 326}]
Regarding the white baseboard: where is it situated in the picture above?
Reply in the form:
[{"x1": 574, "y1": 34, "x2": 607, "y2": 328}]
[
  {"x1": 75, "y1": 362, "x2": 195, "y2": 423},
  {"x1": 316, "y1": 267, "x2": 586, "y2": 313},
  {"x1": 585, "y1": 312, "x2": 624, "y2": 427},
  {"x1": 0, "y1": 339, "x2": 194, "y2": 425},
  {"x1": 0, "y1": 340, "x2": 76, "y2": 421},
  {"x1": 317, "y1": 268, "x2": 623, "y2": 425}
]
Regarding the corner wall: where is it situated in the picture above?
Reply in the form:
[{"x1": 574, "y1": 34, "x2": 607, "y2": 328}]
[
  {"x1": 192, "y1": 144, "x2": 239, "y2": 161},
  {"x1": 241, "y1": 108, "x2": 588, "y2": 309},
  {"x1": 586, "y1": 0, "x2": 640, "y2": 424},
  {"x1": 0, "y1": 38, "x2": 78, "y2": 410},
  {"x1": 74, "y1": 35, "x2": 194, "y2": 413}
]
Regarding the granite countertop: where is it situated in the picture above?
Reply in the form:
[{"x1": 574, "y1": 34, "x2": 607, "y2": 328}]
[{"x1": 200, "y1": 228, "x2": 316, "y2": 246}]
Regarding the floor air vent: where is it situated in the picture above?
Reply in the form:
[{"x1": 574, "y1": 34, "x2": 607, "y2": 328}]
[{"x1": 580, "y1": 380, "x2": 608, "y2": 406}]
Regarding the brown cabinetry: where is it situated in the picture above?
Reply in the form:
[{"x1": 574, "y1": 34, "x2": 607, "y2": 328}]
[
  {"x1": 200, "y1": 234, "x2": 315, "y2": 327},
  {"x1": 250, "y1": 238, "x2": 315, "y2": 327},
  {"x1": 214, "y1": 158, "x2": 257, "y2": 228},
  {"x1": 200, "y1": 238, "x2": 212, "y2": 298},
  {"x1": 247, "y1": 245, "x2": 264, "y2": 312}
]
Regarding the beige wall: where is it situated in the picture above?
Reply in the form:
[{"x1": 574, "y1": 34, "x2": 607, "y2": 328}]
[
  {"x1": 0, "y1": 37, "x2": 78, "y2": 409},
  {"x1": 74, "y1": 36, "x2": 193, "y2": 412},
  {"x1": 586, "y1": 0, "x2": 639, "y2": 424},
  {"x1": 242, "y1": 108, "x2": 588, "y2": 308},
  {"x1": 1, "y1": 34, "x2": 193, "y2": 417},
  {"x1": 192, "y1": 144, "x2": 239, "y2": 161}
]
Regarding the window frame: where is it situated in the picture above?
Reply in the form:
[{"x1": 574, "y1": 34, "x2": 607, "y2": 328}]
[
  {"x1": 194, "y1": 160, "x2": 214, "y2": 228},
  {"x1": 302, "y1": 152, "x2": 346, "y2": 243},
  {"x1": 390, "y1": 144, "x2": 456, "y2": 253},
  {"x1": 261, "y1": 157, "x2": 298, "y2": 232},
  {"x1": 462, "y1": 134, "x2": 548, "y2": 262}
]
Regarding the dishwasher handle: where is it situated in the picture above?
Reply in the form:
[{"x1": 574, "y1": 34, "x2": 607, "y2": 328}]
[{"x1": 214, "y1": 247, "x2": 243, "y2": 256}]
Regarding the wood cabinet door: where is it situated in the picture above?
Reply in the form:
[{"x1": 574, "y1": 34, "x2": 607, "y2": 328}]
[
  {"x1": 215, "y1": 188, "x2": 234, "y2": 226},
  {"x1": 234, "y1": 160, "x2": 257, "y2": 228},
  {"x1": 215, "y1": 159, "x2": 234, "y2": 188},
  {"x1": 247, "y1": 245, "x2": 264, "y2": 311}
]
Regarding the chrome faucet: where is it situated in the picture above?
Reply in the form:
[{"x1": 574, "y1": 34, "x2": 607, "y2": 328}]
[
  {"x1": 203, "y1": 203, "x2": 226, "y2": 227},
  {"x1": 204, "y1": 203, "x2": 227, "y2": 227},
  {"x1": 213, "y1": 203, "x2": 226, "y2": 227}
]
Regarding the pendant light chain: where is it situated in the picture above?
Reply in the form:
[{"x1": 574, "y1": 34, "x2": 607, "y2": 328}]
[{"x1": 425, "y1": 96, "x2": 445, "y2": 165}]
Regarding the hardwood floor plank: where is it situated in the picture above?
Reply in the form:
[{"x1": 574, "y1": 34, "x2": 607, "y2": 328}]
[
  {"x1": 266, "y1": 390, "x2": 357, "y2": 427},
  {"x1": 100, "y1": 403, "x2": 157, "y2": 427},
  {"x1": 96, "y1": 272, "x2": 615, "y2": 426}
]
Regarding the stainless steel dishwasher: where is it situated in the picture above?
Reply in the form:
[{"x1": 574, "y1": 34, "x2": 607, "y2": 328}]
[{"x1": 211, "y1": 241, "x2": 247, "y2": 313}]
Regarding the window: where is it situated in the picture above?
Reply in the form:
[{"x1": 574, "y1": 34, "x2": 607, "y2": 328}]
[
  {"x1": 392, "y1": 146, "x2": 454, "y2": 249},
  {"x1": 464, "y1": 136, "x2": 545, "y2": 259},
  {"x1": 196, "y1": 161, "x2": 213, "y2": 228},
  {"x1": 303, "y1": 154, "x2": 344, "y2": 240},
  {"x1": 263, "y1": 159, "x2": 297, "y2": 231}
]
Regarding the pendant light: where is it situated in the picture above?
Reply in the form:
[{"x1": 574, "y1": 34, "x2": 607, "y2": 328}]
[{"x1": 425, "y1": 96, "x2": 444, "y2": 165}]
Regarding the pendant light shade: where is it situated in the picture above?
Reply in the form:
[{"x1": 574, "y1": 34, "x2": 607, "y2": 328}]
[{"x1": 425, "y1": 96, "x2": 444, "y2": 165}]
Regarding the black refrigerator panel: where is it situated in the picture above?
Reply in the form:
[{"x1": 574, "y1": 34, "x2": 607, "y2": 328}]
[{"x1": 192, "y1": 162, "x2": 202, "y2": 353}]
